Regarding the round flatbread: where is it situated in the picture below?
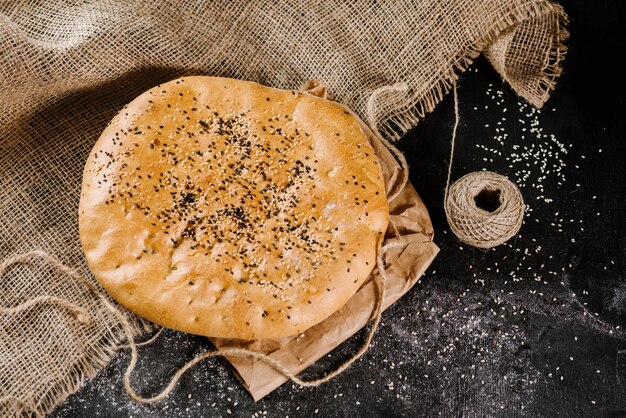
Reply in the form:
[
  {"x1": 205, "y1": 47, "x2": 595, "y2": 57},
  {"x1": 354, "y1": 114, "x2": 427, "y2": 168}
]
[{"x1": 79, "y1": 76, "x2": 389, "y2": 339}]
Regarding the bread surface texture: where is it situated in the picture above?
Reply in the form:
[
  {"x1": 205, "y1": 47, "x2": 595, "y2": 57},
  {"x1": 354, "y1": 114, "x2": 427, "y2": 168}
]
[{"x1": 79, "y1": 76, "x2": 389, "y2": 339}]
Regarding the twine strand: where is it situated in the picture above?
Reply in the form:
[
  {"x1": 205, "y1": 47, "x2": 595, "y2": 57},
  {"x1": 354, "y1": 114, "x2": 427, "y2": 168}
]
[
  {"x1": 121, "y1": 251, "x2": 386, "y2": 403},
  {"x1": 0, "y1": 249, "x2": 387, "y2": 404},
  {"x1": 116, "y1": 327, "x2": 164, "y2": 349},
  {"x1": 0, "y1": 251, "x2": 95, "y2": 323},
  {"x1": 0, "y1": 121, "x2": 414, "y2": 403},
  {"x1": 443, "y1": 83, "x2": 525, "y2": 249},
  {"x1": 0, "y1": 295, "x2": 90, "y2": 324},
  {"x1": 444, "y1": 81, "x2": 461, "y2": 206}
]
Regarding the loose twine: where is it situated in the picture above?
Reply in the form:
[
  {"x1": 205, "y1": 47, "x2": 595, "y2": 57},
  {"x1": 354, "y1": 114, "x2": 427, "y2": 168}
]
[
  {"x1": 0, "y1": 87, "x2": 526, "y2": 408},
  {"x1": 444, "y1": 83, "x2": 525, "y2": 249}
]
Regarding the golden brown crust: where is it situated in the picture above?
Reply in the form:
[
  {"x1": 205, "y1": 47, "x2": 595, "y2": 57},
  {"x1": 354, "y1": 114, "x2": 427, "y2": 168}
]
[{"x1": 79, "y1": 76, "x2": 389, "y2": 339}]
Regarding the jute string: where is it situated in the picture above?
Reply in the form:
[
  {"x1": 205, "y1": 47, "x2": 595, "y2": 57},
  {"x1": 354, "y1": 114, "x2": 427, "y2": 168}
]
[
  {"x1": 0, "y1": 251, "x2": 93, "y2": 324},
  {"x1": 0, "y1": 295, "x2": 90, "y2": 324},
  {"x1": 0, "y1": 249, "x2": 386, "y2": 403},
  {"x1": 0, "y1": 118, "x2": 418, "y2": 406},
  {"x1": 444, "y1": 83, "x2": 525, "y2": 249},
  {"x1": 0, "y1": 84, "x2": 525, "y2": 406},
  {"x1": 118, "y1": 126, "x2": 415, "y2": 402},
  {"x1": 124, "y1": 255, "x2": 387, "y2": 403},
  {"x1": 0, "y1": 130, "x2": 410, "y2": 402}
]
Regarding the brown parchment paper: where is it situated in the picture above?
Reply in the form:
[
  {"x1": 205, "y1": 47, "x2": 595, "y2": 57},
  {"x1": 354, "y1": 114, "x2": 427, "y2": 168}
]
[{"x1": 209, "y1": 82, "x2": 439, "y2": 400}]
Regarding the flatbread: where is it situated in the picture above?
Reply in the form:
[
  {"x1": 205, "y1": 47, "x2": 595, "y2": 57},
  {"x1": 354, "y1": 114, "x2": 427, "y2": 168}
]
[{"x1": 79, "y1": 76, "x2": 389, "y2": 339}]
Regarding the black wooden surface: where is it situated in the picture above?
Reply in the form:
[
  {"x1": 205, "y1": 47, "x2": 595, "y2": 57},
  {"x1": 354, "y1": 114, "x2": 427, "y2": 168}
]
[{"x1": 52, "y1": 1, "x2": 625, "y2": 416}]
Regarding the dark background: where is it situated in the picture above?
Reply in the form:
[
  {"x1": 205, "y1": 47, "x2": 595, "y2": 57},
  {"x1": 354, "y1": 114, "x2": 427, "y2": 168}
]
[{"x1": 52, "y1": 0, "x2": 626, "y2": 416}]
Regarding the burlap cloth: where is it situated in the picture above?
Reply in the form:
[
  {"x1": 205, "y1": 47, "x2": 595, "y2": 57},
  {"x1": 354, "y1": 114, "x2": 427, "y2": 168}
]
[{"x1": 0, "y1": 0, "x2": 567, "y2": 416}]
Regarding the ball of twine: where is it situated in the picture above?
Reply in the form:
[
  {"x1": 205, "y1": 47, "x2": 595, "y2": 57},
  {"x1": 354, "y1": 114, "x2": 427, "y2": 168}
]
[{"x1": 444, "y1": 171, "x2": 525, "y2": 249}]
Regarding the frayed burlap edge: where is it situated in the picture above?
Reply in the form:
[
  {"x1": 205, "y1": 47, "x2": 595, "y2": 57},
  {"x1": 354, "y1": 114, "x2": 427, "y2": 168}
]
[{"x1": 369, "y1": 2, "x2": 569, "y2": 141}]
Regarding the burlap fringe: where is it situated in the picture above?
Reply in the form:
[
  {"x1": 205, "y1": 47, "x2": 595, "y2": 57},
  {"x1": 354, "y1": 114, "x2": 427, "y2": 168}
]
[{"x1": 371, "y1": 2, "x2": 569, "y2": 141}]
